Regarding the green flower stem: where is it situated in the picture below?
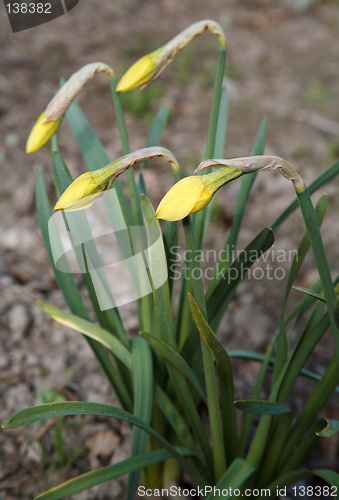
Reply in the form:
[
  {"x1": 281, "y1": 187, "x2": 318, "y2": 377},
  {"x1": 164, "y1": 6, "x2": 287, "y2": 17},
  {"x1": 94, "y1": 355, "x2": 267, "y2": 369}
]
[
  {"x1": 177, "y1": 47, "x2": 227, "y2": 358},
  {"x1": 109, "y1": 74, "x2": 154, "y2": 333},
  {"x1": 193, "y1": 46, "x2": 227, "y2": 251},
  {"x1": 177, "y1": 47, "x2": 226, "y2": 349},
  {"x1": 109, "y1": 74, "x2": 142, "y2": 226},
  {"x1": 141, "y1": 196, "x2": 213, "y2": 474},
  {"x1": 205, "y1": 46, "x2": 227, "y2": 160},
  {"x1": 182, "y1": 216, "x2": 226, "y2": 481},
  {"x1": 295, "y1": 184, "x2": 339, "y2": 357}
]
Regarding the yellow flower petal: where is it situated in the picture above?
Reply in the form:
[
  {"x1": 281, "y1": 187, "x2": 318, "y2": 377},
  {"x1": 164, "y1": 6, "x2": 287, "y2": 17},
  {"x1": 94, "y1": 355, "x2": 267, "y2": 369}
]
[
  {"x1": 116, "y1": 47, "x2": 164, "y2": 93},
  {"x1": 156, "y1": 166, "x2": 243, "y2": 221},
  {"x1": 155, "y1": 177, "x2": 205, "y2": 221},
  {"x1": 189, "y1": 190, "x2": 213, "y2": 215},
  {"x1": 26, "y1": 111, "x2": 62, "y2": 154},
  {"x1": 54, "y1": 171, "x2": 110, "y2": 212}
]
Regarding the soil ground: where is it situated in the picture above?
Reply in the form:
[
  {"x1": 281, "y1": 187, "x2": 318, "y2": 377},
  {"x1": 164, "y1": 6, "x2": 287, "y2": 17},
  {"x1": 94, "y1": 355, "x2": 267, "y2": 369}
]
[{"x1": 1, "y1": 0, "x2": 339, "y2": 499}]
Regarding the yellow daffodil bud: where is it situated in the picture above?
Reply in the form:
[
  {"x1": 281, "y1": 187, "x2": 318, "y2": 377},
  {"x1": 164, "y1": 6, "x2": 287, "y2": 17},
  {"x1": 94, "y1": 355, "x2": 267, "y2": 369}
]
[
  {"x1": 54, "y1": 147, "x2": 181, "y2": 212},
  {"x1": 156, "y1": 177, "x2": 207, "y2": 221},
  {"x1": 26, "y1": 111, "x2": 62, "y2": 154},
  {"x1": 155, "y1": 166, "x2": 242, "y2": 221},
  {"x1": 116, "y1": 20, "x2": 226, "y2": 93},
  {"x1": 27, "y1": 63, "x2": 114, "y2": 154},
  {"x1": 116, "y1": 47, "x2": 164, "y2": 93},
  {"x1": 54, "y1": 169, "x2": 112, "y2": 212}
]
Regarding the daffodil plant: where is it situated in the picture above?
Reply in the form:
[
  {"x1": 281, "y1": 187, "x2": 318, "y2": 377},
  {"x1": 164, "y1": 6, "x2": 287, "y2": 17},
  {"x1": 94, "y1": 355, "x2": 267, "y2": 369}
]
[{"x1": 3, "y1": 20, "x2": 339, "y2": 500}]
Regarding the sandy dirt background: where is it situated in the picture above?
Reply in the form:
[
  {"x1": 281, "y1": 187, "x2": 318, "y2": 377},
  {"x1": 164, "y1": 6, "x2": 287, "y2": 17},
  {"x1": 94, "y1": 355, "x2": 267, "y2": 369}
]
[{"x1": 1, "y1": 0, "x2": 339, "y2": 498}]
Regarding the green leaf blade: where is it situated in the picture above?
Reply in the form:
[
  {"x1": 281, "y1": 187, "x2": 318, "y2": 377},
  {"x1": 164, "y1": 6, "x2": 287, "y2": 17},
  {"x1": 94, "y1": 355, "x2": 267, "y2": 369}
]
[
  {"x1": 37, "y1": 301, "x2": 132, "y2": 371},
  {"x1": 3, "y1": 402, "x2": 204, "y2": 487},
  {"x1": 206, "y1": 458, "x2": 256, "y2": 500},
  {"x1": 316, "y1": 419, "x2": 339, "y2": 438},
  {"x1": 292, "y1": 286, "x2": 326, "y2": 303},
  {"x1": 141, "y1": 331, "x2": 206, "y2": 403},
  {"x1": 188, "y1": 294, "x2": 238, "y2": 463},
  {"x1": 34, "y1": 450, "x2": 175, "y2": 500},
  {"x1": 207, "y1": 227, "x2": 275, "y2": 331},
  {"x1": 235, "y1": 400, "x2": 292, "y2": 415},
  {"x1": 271, "y1": 159, "x2": 339, "y2": 232},
  {"x1": 127, "y1": 337, "x2": 154, "y2": 500}
]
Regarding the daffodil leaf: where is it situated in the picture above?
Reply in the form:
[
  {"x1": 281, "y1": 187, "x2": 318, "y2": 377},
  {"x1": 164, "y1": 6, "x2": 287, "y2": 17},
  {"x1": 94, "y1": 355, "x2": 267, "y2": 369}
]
[
  {"x1": 335, "y1": 297, "x2": 339, "y2": 329},
  {"x1": 36, "y1": 168, "x2": 86, "y2": 317},
  {"x1": 37, "y1": 300, "x2": 132, "y2": 371},
  {"x1": 127, "y1": 338, "x2": 154, "y2": 500},
  {"x1": 51, "y1": 150, "x2": 129, "y2": 348},
  {"x1": 214, "y1": 83, "x2": 228, "y2": 158},
  {"x1": 206, "y1": 459, "x2": 256, "y2": 500},
  {"x1": 316, "y1": 419, "x2": 339, "y2": 438},
  {"x1": 140, "y1": 331, "x2": 206, "y2": 403},
  {"x1": 2, "y1": 402, "x2": 203, "y2": 487},
  {"x1": 188, "y1": 294, "x2": 238, "y2": 461},
  {"x1": 36, "y1": 168, "x2": 132, "y2": 411},
  {"x1": 295, "y1": 187, "x2": 339, "y2": 360},
  {"x1": 163, "y1": 220, "x2": 179, "y2": 297},
  {"x1": 235, "y1": 400, "x2": 292, "y2": 415},
  {"x1": 273, "y1": 193, "x2": 328, "y2": 386},
  {"x1": 141, "y1": 195, "x2": 213, "y2": 468},
  {"x1": 181, "y1": 227, "x2": 274, "y2": 365},
  {"x1": 292, "y1": 286, "x2": 326, "y2": 303},
  {"x1": 207, "y1": 227, "x2": 274, "y2": 331},
  {"x1": 271, "y1": 158, "x2": 339, "y2": 232},
  {"x1": 285, "y1": 195, "x2": 328, "y2": 307},
  {"x1": 313, "y1": 469, "x2": 339, "y2": 490},
  {"x1": 34, "y1": 449, "x2": 186, "y2": 500},
  {"x1": 140, "y1": 194, "x2": 174, "y2": 344},
  {"x1": 229, "y1": 349, "x2": 339, "y2": 393},
  {"x1": 153, "y1": 385, "x2": 198, "y2": 453},
  {"x1": 276, "y1": 355, "x2": 339, "y2": 469}
]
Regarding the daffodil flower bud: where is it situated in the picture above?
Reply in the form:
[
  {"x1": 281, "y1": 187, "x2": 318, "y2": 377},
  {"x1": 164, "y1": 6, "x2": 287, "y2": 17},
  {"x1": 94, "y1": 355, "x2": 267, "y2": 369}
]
[
  {"x1": 54, "y1": 168, "x2": 112, "y2": 212},
  {"x1": 156, "y1": 155, "x2": 304, "y2": 221},
  {"x1": 26, "y1": 63, "x2": 114, "y2": 154},
  {"x1": 54, "y1": 147, "x2": 180, "y2": 212},
  {"x1": 116, "y1": 20, "x2": 226, "y2": 93},
  {"x1": 26, "y1": 111, "x2": 62, "y2": 154},
  {"x1": 155, "y1": 166, "x2": 242, "y2": 221}
]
